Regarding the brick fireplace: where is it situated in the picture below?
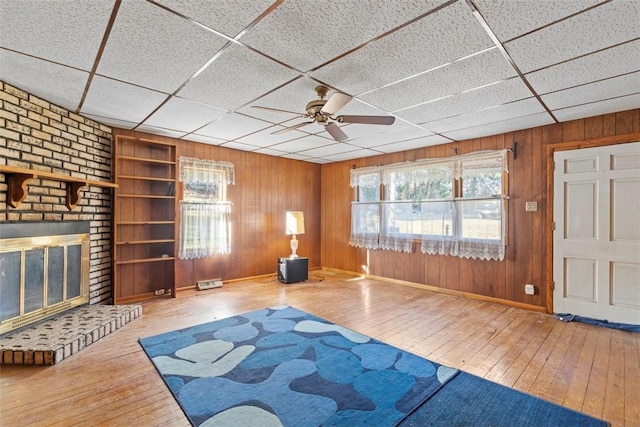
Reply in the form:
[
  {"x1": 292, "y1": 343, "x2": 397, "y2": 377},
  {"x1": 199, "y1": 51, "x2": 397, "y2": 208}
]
[{"x1": 0, "y1": 81, "x2": 114, "y2": 307}]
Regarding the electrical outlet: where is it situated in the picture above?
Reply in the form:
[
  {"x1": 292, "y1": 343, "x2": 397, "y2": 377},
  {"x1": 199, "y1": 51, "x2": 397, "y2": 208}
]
[
  {"x1": 525, "y1": 284, "x2": 535, "y2": 295},
  {"x1": 525, "y1": 202, "x2": 538, "y2": 212},
  {"x1": 154, "y1": 289, "x2": 165, "y2": 296}
]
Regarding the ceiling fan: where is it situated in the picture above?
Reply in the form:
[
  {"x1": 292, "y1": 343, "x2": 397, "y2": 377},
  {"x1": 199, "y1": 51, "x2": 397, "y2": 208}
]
[{"x1": 252, "y1": 85, "x2": 395, "y2": 142}]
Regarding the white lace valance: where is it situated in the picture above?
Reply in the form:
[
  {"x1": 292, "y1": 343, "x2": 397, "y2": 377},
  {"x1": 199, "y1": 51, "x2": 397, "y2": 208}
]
[
  {"x1": 179, "y1": 157, "x2": 235, "y2": 185},
  {"x1": 350, "y1": 166, "x2": 381, "y2": 188},
  {"x1": 453, "y1": 149, "x2": 508, "y2": 179},
  {"x1": 350, "y1": 150, "x2": 507, "y2": 187}
]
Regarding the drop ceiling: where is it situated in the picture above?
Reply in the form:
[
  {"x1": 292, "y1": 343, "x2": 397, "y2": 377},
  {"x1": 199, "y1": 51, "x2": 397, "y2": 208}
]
[{"x1": 1, "y1": 0, "x2": 638, "y2": 164}]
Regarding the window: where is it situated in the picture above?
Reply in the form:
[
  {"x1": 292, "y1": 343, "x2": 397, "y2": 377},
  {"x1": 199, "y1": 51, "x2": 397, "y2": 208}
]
[
  {"x1": 350, "y1": 149, "x2": 508, "y2": 260},
  {"x1": 178, "y1": 157, "x2": 235, "y2": 260},
  {"x1": 350, "y1": 168, "x2": 381, "y2": 250}
]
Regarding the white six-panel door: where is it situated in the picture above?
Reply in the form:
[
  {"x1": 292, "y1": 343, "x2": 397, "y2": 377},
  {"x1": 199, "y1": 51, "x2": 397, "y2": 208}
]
[{"x1": 553, "y1": 142, "x2": 640, "y2": 324}]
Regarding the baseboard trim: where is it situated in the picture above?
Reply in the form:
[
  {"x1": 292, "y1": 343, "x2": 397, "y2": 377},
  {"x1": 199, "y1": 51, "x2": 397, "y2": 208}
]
[{"x1": 320, "y1": 267, "x2": 547, "y2": 314}]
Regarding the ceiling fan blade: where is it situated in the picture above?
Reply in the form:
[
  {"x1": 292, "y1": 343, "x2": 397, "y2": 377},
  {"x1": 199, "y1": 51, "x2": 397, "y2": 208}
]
[
  {"x1": 325, "y1": 122, "x2": 348, "y2": 142},
  {"x1": 321, "y1": 92, "x2": 352, "y2": 115},
  {"x1": 336, "y1": 115, "x2": 395, "y2": 125},
  {"x1": 272, "y1": 121, "x2": 313, "y2": 135},
  {"x1": 252, "y1": 105, "x2": 304, "y2": 116}
]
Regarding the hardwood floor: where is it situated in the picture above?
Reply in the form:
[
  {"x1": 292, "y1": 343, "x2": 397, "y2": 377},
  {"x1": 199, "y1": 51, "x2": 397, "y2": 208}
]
[{"x1": 1, "y1": 271, "x2": 638, "y2": 426}]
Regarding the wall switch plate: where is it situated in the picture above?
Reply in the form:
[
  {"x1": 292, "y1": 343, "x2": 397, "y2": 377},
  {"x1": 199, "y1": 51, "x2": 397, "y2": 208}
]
[
  {"x1": 525, "y1": 201, "x2": 538, "y2": 212},
  {"x1": 525, "y1": 284, "x2": 535, "y2": 295}
]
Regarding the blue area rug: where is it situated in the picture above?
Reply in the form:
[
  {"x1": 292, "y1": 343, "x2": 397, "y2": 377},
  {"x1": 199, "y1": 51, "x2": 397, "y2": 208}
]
[
  {"x1": 400, "y1": 371, "x2": 609, "y2": 426},
  {"x1": 139, "y1": 305, "x2": 458, "y2": 426}
]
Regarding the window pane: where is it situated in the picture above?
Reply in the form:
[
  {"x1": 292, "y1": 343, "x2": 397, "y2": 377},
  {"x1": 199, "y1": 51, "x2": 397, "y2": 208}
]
[
  {"x1": 352, "y1": 203, "x2": 380, "y2": 234},
  {"x1": 386, "y1": 164, "x2": 453, "y2": 201},
  {"x1": 358, "y1": 184, "x2": 379, "y2": 202},
  {"x1": 459, "y1": 199, "x2": 502, "y2": 240},
  {"x1": 462, "y1": 165, "x2": 502, "y2": 198},
  {"x1": 417, "y1": 201, "x2": 454, "y2": 237},
  {"x1": 414, "y1": 166, "x2": 453, "y2": 199},
  {"x1": 382, "y1": 202, "x2": 413, "y2": 234}
]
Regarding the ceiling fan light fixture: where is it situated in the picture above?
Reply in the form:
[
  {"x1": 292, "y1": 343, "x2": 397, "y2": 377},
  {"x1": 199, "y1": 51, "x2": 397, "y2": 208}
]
[{"x1": 253, "y1": 85, "x2": 395, "y2": 142}]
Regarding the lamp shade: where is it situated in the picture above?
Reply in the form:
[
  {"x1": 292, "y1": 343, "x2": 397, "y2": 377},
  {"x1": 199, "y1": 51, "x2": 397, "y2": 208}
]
[{"x1": 285, "y1": 211, "x2": 305, "y2": 235}]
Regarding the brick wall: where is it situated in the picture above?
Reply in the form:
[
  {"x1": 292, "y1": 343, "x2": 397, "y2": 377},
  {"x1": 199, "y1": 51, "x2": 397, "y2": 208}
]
[{"x1": 0, "y1": 81, "x2": 114, "y2": 304}]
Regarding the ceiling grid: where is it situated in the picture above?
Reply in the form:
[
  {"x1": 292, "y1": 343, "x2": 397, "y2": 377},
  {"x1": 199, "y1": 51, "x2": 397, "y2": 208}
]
[{"x1": 0, "y1": 0, "x2": 638, "y2": 163}]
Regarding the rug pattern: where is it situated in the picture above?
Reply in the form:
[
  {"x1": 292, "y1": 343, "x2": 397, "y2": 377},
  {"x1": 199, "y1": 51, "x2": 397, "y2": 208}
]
[{"x1": 139, "y1": 305, "x2": 458, "y2": 426}]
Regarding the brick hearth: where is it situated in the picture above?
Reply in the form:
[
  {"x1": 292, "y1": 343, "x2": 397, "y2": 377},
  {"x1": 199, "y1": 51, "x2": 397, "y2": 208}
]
[{"x1": 0, "y1": 304, "x2": 141, "y2": 365}]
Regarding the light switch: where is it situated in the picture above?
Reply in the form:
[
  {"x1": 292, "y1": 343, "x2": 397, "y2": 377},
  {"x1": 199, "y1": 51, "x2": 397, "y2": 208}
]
[{"x1": 525, "y1": 201, "x2": 537, "y2": 212}]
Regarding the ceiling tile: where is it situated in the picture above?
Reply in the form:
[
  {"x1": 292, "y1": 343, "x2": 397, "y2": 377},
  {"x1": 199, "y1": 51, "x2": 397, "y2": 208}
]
[
  {"x1": 82, "y1": 114, "x2": 139, "y2": 130},
  {"x1": 552, "y1": 93, "x2": 640, "y2": 122},
  {"x1": 0, "y1": 0, "x2": 113, "y2": 70},
  {"x1": 177, "y1": 43, "x2": 300, "y2": 111},
  {"x1": 526, "y1": 39, "x2": 640, "y2": 95},
  {"x1": 327, "y1": 120, "x2": 409, "y2": 143},
  {"x1": 505, "y1": 0, "x2": 640, "y2": 73},
  {"x1": 426, "y1": 98, "x2": 546, "y2": 133},
  {"x1": 97, "y1": 0, "x2": 228, "y2": 94},
  {"x1": 254, "y1": 146, "x2": 289, "y2": 156},
  {"x1": 196, "y1": 112, "x2": 273, "y2": 141},
  {"x1": 239, "y1": 0, "x2": 450, "y2": 72},
  {"x1": 348, "y1": 125, "x2": 434, "y2": 148},
  {"x1": 360, "y1": 48, "x2": 516, "y2": 112},
  {"x1": 154, "y1": 0, "x2": 274, "y2": 38},
  {"x1": 311, "y1": 0, "x2": 493, "y2": 95},
  {"x1": 183, "y1": 134, "x2": 226, "y2": 146},
  {"x1": 321, "y1": 148, "x2": 383, "y2": 162},
  {"x1": 80, "y1": 76, "x2": 168, "y2": 122},
  {"x1": 236, "y1": 126, "x2": 307, "y2": 148},
  {"x1": 219, "y1": 141, "x2": 262, "y2": 151},
  {"x1": 542, "y1": 72, "x2": 640, "y2": 110},
  {"x1": 303, "y1": 157, "x2": 333, "y2": 164},
  {"x1": 269, "y1": 135, "x2": 335, "y2": 153},
  {"x1": 0, "y1": 50, "x2": 88, "y2": 112},
  {"x1": 475, "y1": 0, "x2": 604, "y2": 42},
  {"x1": 395, "y1": 77, "x2": 532, "y2": 124},
  {"x1": 296, "y1": 142, "x2": 362, "y2": 158},
  {"x1": 374, "y1": 134, "x2": 451, "y2": 153},
  {"x1": 134, "y1": 125, "x2": 187, "y2": 139},
  {"x1": 144, "y1": 97, "x2": 227, "y2": 132},
  {"x1": 441, "y1": 112, "x2": 554, "y2": 140}
]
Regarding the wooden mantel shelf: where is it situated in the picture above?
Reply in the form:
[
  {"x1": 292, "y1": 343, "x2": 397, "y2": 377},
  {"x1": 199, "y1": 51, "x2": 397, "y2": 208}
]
[{"x1": 0, "y1": 165, "x2": 118, "y2": 210}]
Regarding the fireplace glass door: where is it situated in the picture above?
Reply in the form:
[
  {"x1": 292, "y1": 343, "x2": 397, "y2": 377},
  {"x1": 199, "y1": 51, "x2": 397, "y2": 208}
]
[{"x1": 0, "y1": 234, "x2": 89, "y2": 334}]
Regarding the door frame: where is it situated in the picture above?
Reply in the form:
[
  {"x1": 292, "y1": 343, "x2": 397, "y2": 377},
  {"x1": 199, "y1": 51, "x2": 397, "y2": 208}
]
[{"x1": 544, "y1": 132, "x2": 640, "y2": 314}]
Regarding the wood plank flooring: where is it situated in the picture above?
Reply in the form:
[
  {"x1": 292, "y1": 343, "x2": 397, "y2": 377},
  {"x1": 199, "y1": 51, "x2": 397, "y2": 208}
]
[{"x1": 1, "y1": 271, "x2": 638, "y2": 426}]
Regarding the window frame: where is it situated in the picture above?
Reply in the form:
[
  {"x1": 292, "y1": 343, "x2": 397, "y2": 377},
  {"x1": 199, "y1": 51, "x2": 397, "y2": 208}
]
[{"x1": 349, "y1": 150, "x2": 509, "y2": 259}]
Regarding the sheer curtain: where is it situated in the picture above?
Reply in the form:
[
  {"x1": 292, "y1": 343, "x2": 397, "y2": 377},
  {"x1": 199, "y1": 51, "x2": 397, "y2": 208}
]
[
  {"x1": 179, "y1": 203, "x2": 231, "y2": 259},
  {"x1": 349, "y1": 167, "x2": 381, "y2": 249},
  {"x1": 420, "y1": 150, "x2": 508, "y2": 261},
  {"x1": 178, "y1": 157, "x2": 234, "y2": 260},
  {"x1": 349, "y1": 149, "x2": 508, "y2": 260}
]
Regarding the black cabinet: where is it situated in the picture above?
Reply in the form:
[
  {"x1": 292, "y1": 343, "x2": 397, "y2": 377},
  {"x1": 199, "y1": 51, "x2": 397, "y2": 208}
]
[{"x1": 278, "y1": 257, "x2": 308, "y2": 284}]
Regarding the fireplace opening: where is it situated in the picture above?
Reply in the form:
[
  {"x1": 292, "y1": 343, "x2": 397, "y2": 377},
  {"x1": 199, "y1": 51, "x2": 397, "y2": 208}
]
[{"x1": 0, "y1": 222, "x2": 90, "y2": 335}]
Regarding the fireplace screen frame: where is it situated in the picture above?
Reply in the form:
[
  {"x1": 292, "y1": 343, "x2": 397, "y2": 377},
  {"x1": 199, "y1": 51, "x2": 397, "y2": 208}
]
[{"x1": 0, "y1": 233, "x2": 90, "y2": 335}]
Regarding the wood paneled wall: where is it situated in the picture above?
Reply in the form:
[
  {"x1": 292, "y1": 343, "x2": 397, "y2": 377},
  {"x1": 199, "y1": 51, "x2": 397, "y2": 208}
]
[
  {"x1": 112, "y1": 129, "x2": 321, "y2": 289},
  {"x1": 320, "y1": 109, "x2": 640, "y2": 310}
]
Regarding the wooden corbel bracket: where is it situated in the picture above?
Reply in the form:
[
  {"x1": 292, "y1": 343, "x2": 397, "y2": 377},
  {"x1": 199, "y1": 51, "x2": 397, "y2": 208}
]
[
  {"x1": 0, "y1": 165, "x2": 118, "y2": 210},
  {"x1": 66, "y1": 182, "x2": 88, "y2": 210},
  {"x1": 7, "y1": 172, "x2": 36, "y2": 208}
]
